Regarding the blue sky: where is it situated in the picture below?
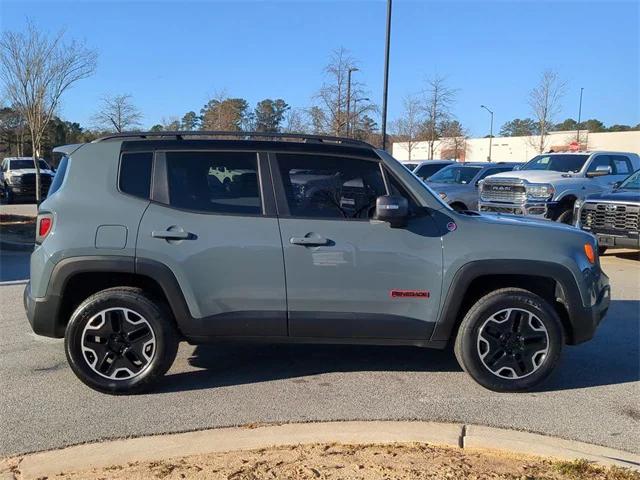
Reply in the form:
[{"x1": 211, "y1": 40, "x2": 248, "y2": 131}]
[{"x1": 1, "y1": 0, "x2": 638, "y2": 136}]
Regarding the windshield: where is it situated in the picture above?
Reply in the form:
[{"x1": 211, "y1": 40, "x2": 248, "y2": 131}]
[
  {"x1": 522, "y1": 154, "x2": 589, "y2": 173},
  {"x1": 415, "y1": 163, "x2": 450, "y2": 179},
  {"x1": 619, "y1": 170, "x2": 640, "y2": 190},
  {"x1": 9, "y1": 159, "x2": 50, "y2": 170},
  {"x1": 428, "y1": 165, "x2": 481, "y2": 184}
]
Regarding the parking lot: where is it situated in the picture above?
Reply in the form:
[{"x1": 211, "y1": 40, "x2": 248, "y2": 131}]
[{"x1": 0, "y1": 249, "x2": 638, "y2": 457}]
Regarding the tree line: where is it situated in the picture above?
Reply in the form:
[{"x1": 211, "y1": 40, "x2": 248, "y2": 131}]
[
  {"x1": 1, "y1": 21, "x2": 638, "y2": 202},
  {"x1": 500, "y1": 117, "x2": 640, "y2": 137}
]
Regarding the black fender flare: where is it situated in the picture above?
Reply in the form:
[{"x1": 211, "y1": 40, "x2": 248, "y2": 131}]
[{"x1": 430, "y1": 259, "x2": 589, "y2": 344}]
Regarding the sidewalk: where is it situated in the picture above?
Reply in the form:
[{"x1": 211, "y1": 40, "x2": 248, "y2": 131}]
[{"x1": 4, "y1": 421, "x2": 639, "y2": 479}]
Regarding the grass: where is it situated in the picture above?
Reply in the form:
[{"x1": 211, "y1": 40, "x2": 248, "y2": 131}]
[{"x1": 554, "y1": 459, "x2": 640, "y2": 480}]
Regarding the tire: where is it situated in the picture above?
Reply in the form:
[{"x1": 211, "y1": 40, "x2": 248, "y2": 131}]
[
  {"x1": 454, "y1": 288, "x2": 564, "y2": 392},
  {"x1": 3, "y1": 188, "x2": 13, "y2": 204},
  {"x1": 598, "y1": 246, "x2": 607, "y2": 256},
  {"x1": 65, "y1": 287, "x2": 179, "y2": 395},
  {"x1": 555, "y1": 207, "x2": 574, "y2": 225}
]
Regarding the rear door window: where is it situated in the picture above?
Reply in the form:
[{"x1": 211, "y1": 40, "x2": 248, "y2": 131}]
[
  {"x1": 610, "y1": 156, "x2": 633, "y2": 175},
  {"x1": 165, "y1": 151, "x2": 261, "y2": 215}
]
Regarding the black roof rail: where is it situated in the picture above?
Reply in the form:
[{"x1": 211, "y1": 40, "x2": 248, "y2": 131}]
[{"x1": 92, "y1": 131, "x2": 375, "y2": 148}]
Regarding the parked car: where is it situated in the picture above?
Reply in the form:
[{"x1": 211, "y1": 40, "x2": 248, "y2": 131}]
[
  {"x1": 402, "y1": 162, "x2": 419, "y2": 171},
  {"x1": 412, "y1": 160, "x2": 455, "y2": 181},
  {"x1": 425, "y1": 162, "x2": 520, "y2": 211},
  {"x1": 575, "y1": 169, "x2": 640, "y2": 254},
  {"x1": 478, "y1": 151, "x2": 640, "y2": 224},
  {"x1": 0, "y1": 157, "x2": 55, "y2": 203},
  {"x1": 25, "y1": 132, "x2": 609, "y2": 394}
]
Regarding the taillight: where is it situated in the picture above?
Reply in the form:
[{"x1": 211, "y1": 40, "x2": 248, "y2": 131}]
[{"x1": 36, "y1": 214, "x2": 53, "y2": 243}]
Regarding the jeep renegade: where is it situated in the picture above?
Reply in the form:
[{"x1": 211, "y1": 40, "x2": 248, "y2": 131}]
[{"x1": 25, "y1": 132, "x2": 610, "y2": 394}]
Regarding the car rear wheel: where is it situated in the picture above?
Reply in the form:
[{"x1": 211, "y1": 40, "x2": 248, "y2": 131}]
[
  {"x1": 65, "y1": 287, "x2": 179, "y2": 395},
  {"x1": 454, "y1": 288, "x2": 563, "y2": 392}
]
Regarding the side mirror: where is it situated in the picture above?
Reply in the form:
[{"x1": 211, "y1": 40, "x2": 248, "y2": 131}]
[
  {"x1": 586, "y1": 165, "x2": 611, "y2": 178},
  {"x1": 375, "y1": 195, "x2": 409, "y2": 228}
]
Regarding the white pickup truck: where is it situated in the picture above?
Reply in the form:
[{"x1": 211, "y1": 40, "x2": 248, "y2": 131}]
[{"x1": 478, "y1": 151, "x2": 640, "y2": 224}]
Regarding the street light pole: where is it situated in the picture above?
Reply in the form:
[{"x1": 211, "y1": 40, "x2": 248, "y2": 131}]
[
  {"x1": 352, "y1": 96, "x2": 370, "y2": 137},
  {"x1": 346, "y1": 67, "x2": 359, "y2": 137},
  {"x1": 381, "y1": 0, "x2": 392, "y2": 150},
  {"x1": 480, "y1": 105, "x2": 494, "y2": 161},
  {"x1": 576, "y1": 87, "x2": 584, "y2": 146}
]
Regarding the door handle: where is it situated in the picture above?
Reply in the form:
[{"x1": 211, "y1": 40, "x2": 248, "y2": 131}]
[
  {"x1": 290, "y1": 235, "x2": 329, "y2": 246},
  {"x1": 152, "y1": 230, "x2": 192, "y2": 240}
]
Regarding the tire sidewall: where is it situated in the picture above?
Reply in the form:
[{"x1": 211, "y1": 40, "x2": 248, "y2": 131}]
[
  {"x1": 65, "y1": 291, "x2": 176, "y2": 394},
  {"x1": 556, "y1": 208, "x2": 574, "y2": 225},
  {"x1": 458, "y1": 292, "x2": 563, "y2": 392}
]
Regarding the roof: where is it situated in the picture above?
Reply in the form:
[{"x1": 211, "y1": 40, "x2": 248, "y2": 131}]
[
  {"x1": 542, "y1": 151, "x2": 637, "y2": 155},
  {"x1": 91, "y1": 131, "x2": 375, "y2": 149}
]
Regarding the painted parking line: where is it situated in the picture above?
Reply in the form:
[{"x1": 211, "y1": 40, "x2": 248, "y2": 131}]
[{"x1": 0, "y1": 279, "x2": 28, "y2": 286}]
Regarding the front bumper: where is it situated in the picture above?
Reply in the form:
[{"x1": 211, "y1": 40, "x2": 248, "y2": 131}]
[
  {"x1": 567, "y1": 266, "x2": 610, "y2": 344},
  {"x1": 24, "y1": 281, "x2": 64, "y2": 338},
  {"x1": 478, "y1": 200, "x2": 560, "y2": 219}
]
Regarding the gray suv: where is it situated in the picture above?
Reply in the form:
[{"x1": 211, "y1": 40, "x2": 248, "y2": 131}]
[{"x1": 25, "y1": 132, "x2": 610, "y2": 394}]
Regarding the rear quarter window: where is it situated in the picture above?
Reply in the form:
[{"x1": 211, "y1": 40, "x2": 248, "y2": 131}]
[
  {"x1": 48, "y1": 155, "x2": 70, "y2": 196},
  {"x1": 119, "y1": 152, "x2": 153, "y2": 199}
]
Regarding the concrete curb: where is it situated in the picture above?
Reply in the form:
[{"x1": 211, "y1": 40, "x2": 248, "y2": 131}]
[{"x1": 5, "y1": 421, "x2": 639, "y2": 479}]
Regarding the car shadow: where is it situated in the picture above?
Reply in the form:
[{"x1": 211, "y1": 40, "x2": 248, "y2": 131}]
[
  {"x1": 157, "y1": 300, "x2": 638, "y2": 394},
  {"x1": 603, "y1": 250, "x2": 639, "y2": 261},
  {"x1": 157, "y1": 342, "x2": 461, "y2": 393},
  {"x1": 541, "y1": 299, "x2": 639, "y2": 392}
]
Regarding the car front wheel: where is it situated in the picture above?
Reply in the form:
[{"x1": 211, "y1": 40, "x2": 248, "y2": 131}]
[
  {"x1": 454, "y1": 288, "x2": 563, "y2": 392},
  {"x1": 65, "y1": 287, "x2": 179, "y2": 395}
]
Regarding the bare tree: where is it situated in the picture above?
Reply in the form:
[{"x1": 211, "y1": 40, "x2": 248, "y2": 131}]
[
  {"x1": 282, "y1": 108, "x2": 309, "y2": 133},
  {"x1": 528, "y1": 70, "x2": 566, "y2": 153},
  {"x1": 0, "y1": 21, "x2": 97, "y2": 202},
  {"x1": 313, "y1": 47, "x2": 376, "y2": 136},
  {"x1": 423, "y1": 75, "x2": 457, "y2": 160},
  {"x1": 391, "y1": 94, "x2": 425, "y2": 160},
  {"x1": 92, "y1": 94, "x2": 142, "y2": 133}
]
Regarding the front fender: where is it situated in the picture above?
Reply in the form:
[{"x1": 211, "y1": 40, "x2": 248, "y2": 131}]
[{"x1": 430, "y1": 259, "x2": 606, "y2": 345}]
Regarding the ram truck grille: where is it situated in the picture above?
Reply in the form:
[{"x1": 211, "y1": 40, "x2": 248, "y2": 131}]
[
  {"x1": 480, "y1": 180, "x2": 527, "y2": 203},
  {"x1": 580, "y1": 202, "x2": 640, "y2": 234}
]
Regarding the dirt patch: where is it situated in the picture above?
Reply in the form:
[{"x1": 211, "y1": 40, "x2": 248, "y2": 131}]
[{"x1": 27, "y1": 443, "x2": 640, "y2": 480}]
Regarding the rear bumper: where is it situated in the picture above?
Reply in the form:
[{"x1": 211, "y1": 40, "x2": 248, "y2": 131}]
[{"x1": 24, "y1": 281, "x2": 64, "y2": 338}]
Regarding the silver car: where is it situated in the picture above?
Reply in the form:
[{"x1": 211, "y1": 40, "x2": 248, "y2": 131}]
[{"x1": 426, "y1": 162, "x2": 520, "y2": 211}]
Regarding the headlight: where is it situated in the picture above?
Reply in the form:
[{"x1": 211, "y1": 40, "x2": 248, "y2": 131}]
[
  {"x1": 526, "y1": 183, "x2": 554, "y2": 200},
  {"x1": 439, "y1": 192, "x2": 447, "y2": 199},
  {"x1": 5, "y1": 173, "x2": 18, "y2": 184}
]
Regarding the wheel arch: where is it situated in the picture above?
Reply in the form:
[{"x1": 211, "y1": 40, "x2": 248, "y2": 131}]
[
  {"x1": 47, "y1": 256, "x2": 191, "y2": 337},
  {"x1": 431, "y1": 260, "x2": 585, "y2": 345}
]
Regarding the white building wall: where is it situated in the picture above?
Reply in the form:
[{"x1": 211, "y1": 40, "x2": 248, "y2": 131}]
[{"x1": 392, "y1": 130, "x2": 640, "y2": 163}]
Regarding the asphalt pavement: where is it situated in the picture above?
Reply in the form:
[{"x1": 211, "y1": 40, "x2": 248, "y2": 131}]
[{"x1": 0, "y1": 252, "x2": 638, "y2": 457}]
